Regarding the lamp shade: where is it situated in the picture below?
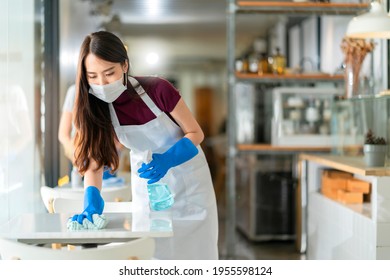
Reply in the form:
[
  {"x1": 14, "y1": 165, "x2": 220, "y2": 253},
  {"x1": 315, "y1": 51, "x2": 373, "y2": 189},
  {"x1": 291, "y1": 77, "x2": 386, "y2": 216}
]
[{"x1": 346, "y1": 1, "x2": 390, "y2": 39}]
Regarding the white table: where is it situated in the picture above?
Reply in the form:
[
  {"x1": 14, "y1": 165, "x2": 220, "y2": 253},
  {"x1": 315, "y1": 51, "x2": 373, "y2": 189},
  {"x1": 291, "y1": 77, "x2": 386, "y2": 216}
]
[{"x1": 0, "y1": 211, "x2": 172, "y2": 245}]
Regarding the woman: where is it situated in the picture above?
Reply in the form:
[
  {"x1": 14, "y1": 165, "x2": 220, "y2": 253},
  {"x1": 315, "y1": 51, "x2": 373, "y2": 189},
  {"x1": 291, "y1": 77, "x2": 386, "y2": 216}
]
[
  {"x1": 58, "y1": 83, "x2": 123, "y2": 186},
  {"x1": 69, "y1": 31, "x2": 218, "y2": 260}
]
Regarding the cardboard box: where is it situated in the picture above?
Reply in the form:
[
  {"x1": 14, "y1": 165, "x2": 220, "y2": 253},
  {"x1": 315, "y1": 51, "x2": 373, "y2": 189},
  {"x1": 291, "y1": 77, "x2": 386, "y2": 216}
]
[
  {"x1": 336, "y1": 189, "x2": 363, "y2": 204},
  {"x1": 321, "y1": 185, "x2": 338, "y2": 200},
  {"x1": 321, "y1": 170, "x2": 352, "y2": 197},
  {"x1": 322, "y1": 170, "x2": 353, "y2": 179},
  {"x1": 321, "y1": 170, "x2": 371, "y2": 204},
  {"x1": 346, "y1": 178, "x2": 370, "y2": 194}
]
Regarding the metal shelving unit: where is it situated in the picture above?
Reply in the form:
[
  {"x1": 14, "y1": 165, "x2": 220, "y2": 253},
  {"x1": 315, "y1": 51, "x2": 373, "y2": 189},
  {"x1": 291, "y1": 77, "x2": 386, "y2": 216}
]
[
  {"x1": 237, "y1": 1, "x2": 369, "y2": 15},
  {"x1": 236, "y1": 72, "x2": 345, "y2": 83},
  {"x1": 225, "y1": 0, "x2": 370, "y2": 259}
]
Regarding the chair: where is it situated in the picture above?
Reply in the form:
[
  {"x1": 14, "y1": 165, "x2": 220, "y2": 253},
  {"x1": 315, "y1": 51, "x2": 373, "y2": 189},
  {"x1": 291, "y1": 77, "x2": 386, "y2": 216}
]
[
  {"x1": 40, "y1": 186, "x2": 58, "y2": 213},
  {"x1": 100, "y1": 185, "x2": 132, "y2": 202},
  {"x1": 0, "y1": 237, "x2": 154, "y2": 260},
  {"x1": 40, "y1": 185, "x2": 132, "y2": 213},
  {"x1": 53, "y1": 198, "x2": 133, "y2": 214}
]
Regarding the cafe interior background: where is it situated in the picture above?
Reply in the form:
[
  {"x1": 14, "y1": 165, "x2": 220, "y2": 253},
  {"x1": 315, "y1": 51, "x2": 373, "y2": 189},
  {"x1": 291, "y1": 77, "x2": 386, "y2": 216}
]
[{"x1": 1, "y1": 0, "x2": 390, "y2": 259}]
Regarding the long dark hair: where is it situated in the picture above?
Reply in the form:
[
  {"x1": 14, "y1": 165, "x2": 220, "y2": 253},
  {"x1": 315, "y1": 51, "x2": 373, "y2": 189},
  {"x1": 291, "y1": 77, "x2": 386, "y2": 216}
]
[{"x1": 73, "y1": 31, "x2": 129, "y2": 175}]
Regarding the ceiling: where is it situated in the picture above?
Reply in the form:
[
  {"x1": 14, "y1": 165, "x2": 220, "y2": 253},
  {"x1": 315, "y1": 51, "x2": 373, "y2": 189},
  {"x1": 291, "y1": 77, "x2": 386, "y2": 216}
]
[{"x1": 83, "y1": 0, "x2": 282, "y2": 64}]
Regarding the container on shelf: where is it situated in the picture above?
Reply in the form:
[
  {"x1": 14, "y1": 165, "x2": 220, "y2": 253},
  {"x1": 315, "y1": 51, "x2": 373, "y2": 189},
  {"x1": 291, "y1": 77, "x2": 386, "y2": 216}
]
[
  {"x1": 271, "y1": 87, "x2": 344, "y2": 147},
  {"x1": 258, "y1": 52, "x2": 269, "y2": 75},
  {"x1": 271, "y1": 47, "x2": 286, "y2": 75},
  {"x1": 248, "y1": 53, "x2": 259, "y2": 74}
]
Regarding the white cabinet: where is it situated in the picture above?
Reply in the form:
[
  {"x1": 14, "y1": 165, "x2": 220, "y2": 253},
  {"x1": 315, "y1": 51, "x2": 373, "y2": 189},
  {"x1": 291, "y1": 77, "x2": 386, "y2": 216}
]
[{"x1": 299, "y1": 154, "x2": 390, "y2": 259}]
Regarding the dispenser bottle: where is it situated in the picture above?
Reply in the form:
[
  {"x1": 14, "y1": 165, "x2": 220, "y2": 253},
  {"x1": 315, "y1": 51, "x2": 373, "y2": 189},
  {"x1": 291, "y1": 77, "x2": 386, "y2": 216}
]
[{"x1": 141, "y1": 150, "x2": 174, "y2": 211}]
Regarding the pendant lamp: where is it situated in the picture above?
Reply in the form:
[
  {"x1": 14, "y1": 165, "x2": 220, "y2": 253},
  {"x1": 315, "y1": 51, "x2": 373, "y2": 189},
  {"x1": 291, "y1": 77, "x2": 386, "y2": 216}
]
[{"x1": 346, "y1": 0, "x2": 390, "y2": 39}]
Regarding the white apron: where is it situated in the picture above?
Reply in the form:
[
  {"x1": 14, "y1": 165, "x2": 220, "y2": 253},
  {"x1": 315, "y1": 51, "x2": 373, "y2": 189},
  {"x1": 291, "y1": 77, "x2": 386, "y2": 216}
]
[{"x1": 109, "y1": 77, "x2": 219, "y2": 260}]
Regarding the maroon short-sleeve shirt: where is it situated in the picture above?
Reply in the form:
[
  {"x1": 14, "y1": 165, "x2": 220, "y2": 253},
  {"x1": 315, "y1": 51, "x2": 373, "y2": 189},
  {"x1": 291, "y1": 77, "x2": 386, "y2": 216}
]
[{"x1": 112, "y1": 76, "x2": 181, "y2": 125}]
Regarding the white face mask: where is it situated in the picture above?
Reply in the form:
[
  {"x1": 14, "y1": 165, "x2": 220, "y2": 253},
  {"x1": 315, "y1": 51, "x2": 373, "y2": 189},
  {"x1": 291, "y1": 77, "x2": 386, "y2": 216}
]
[{"x1": 89, "y1": 77, "x2": 126, "y2": 103}]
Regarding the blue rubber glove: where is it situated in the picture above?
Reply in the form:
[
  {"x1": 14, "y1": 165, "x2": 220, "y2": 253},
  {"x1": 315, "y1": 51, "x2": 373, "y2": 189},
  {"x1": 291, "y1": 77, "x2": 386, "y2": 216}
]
[
  {"x1": 138, "y1": 137, "x2": 199, "y2": 184},
  {"x1": 71, "y1": 186, "x2": 105, "y2": 224},
  {"x1": 103, "y1": 166, "x2": 117, "y2": 180}
]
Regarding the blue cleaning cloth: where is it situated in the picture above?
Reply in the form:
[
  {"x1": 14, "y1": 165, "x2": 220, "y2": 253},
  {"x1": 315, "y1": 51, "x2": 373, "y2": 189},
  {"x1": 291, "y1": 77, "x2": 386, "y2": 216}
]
[{"x1": 67, "y1": 214, "x2": 108, "y2": 230}]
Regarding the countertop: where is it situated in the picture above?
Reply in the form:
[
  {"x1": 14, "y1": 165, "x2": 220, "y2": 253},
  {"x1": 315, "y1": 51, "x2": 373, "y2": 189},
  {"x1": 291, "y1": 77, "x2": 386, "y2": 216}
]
[{"x1": 299, "y1": 153, "x2": 390, "y2": 176}]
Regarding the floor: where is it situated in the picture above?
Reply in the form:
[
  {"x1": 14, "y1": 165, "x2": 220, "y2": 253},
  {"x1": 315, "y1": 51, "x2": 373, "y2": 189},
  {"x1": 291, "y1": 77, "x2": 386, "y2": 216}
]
[
  {"x1": 216, "y1": 197, "x2": 305, "y2": 260},
  {"x1": 208, "y1": 146, "x2": 304, "y2": 260}
]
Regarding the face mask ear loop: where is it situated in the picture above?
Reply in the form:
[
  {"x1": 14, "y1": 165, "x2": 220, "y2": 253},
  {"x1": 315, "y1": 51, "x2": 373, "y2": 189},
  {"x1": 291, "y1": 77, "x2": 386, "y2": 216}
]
[{"x1": 123, "y1": 72, "x2": 128, "y2": 87}]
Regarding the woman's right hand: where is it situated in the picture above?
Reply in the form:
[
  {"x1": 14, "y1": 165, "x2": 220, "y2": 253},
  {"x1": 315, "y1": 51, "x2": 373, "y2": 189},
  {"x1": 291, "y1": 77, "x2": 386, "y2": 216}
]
[{"x1": 70, "y1": 186, "x2": 105, "y2": 225}]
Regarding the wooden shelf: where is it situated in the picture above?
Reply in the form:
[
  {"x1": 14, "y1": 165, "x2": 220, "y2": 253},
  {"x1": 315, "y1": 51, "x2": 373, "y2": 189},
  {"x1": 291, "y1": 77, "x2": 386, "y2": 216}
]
[
  {"x1": 237, "y1": 1, "x2": 370, "y2": 15},
  {"x1": 238, "y1": 143, "x2": 332, "y2": 153},
  {"x1": 300, "y1": 153, "x2": 390, "y2": 176},
  {"x1": 236, "y1": 72, "x2": 344, "y2": 83}
]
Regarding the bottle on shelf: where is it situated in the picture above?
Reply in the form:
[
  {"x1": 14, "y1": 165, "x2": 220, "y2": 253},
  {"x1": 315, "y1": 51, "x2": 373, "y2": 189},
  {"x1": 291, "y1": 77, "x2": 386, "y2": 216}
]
[
  {"x1": 235, "y1": 57, "x2": 244, "y2": 73},
  {"x1": 267, "y1": 54, "x2": 274, "y2": 73},
  {"x1": 248, "y1": 52, "x2": 259, "y2": 74},
  {"x1": 248, "y1": 39, "x2": 264, "y2": 74},
  {"x1": 271, "y1": 47, "x2": 286, "y2": 75},
  {"x1": 257, "y1": 52, "x2": 269, "y2": 75},
  {"x1": 241, "y1": 54, "x2": 250, "y2": 73},
  {"x1": 236, "y1": 54, "x2": 250, "y2": 73}
]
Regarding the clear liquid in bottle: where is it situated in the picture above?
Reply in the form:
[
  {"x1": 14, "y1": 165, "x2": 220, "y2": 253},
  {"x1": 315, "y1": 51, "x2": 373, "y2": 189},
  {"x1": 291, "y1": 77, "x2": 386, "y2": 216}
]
[{"x1": 147, "y1": 183, "x2": 174, "y2": 211}]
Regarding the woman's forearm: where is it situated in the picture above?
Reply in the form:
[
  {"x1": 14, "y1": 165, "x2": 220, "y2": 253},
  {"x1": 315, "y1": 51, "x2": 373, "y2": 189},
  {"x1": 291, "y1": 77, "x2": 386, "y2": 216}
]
[
  {"x1": 83, "y1": 159, "x2": 104, "y2": 191},
  {"x1": 170, "y1": 99, "x2": 205, "y2": 147}
]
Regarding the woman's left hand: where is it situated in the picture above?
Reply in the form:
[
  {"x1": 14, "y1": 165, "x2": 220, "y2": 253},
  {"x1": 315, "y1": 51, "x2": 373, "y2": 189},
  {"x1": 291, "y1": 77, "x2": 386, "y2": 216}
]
[{"x1": 138, "y1": 137, "x2": 198, "y2": 184}]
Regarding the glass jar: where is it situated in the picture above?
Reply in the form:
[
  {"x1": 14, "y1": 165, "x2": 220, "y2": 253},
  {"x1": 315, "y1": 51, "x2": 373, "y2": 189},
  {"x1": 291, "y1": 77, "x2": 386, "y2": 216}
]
[
  {"x1": 248, "y1": 53, "x2": 259, "y2": 73},
  {"x1": 241, "y1": 55, "x2": 249, "y2": 73},
  {"x1": 344, "y1": 59, "x2": 362, "y2": 98},
  {"x1": 271, "y1": 47, "x2": 286, "y2": 75}
]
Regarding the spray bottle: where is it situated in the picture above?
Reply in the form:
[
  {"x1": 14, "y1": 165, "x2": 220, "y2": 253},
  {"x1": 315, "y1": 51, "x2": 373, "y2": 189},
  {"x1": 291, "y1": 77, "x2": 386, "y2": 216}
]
[{"x1": 142, "y1": 150, "x2": 174, "y2": 211}]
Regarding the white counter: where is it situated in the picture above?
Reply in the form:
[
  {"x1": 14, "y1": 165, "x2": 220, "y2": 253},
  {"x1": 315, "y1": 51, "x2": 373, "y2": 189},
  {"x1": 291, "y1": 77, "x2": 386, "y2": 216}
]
[{"x1": 298, "y1": 153, "x2": 390, "y2": 259}]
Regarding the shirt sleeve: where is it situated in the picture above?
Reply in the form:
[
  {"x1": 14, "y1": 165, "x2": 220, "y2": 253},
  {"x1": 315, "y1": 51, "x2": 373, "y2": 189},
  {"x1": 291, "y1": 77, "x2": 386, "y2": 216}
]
[
  {"x1": 62, "y1": 84, "x2": 76, "y2": 112},
  {"x1": 148, "y1": 77, "x2": 181, "y2": 113}
]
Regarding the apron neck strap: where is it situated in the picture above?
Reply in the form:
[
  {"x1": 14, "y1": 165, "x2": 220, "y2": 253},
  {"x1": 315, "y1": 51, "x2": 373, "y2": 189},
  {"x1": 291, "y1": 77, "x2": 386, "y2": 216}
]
[{"x1": 129, "y1": 76, "x2": 162, "y2": 117}]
